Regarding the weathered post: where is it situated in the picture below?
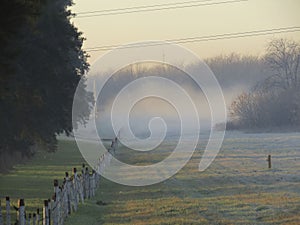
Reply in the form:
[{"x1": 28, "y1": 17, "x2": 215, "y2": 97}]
[
  {"x1": 36, "y1": 208, "x2": 40, "y2": 225},
  {"x1": 53, "y1": 179, "x2": 60, "y2": 225},
  {"x1": 91, "y1": 170, "x2": 96, "y2": 197},
  {"x1": 73, "y1": 168, "x2": 84, "y2": 204},
  {"x1": 81, "y1": 164, "x2": 86, "y2": 199},
  {"x1": 65, "y1": 172, "x2": 71, "y2": 215},
  {"x1": 54, "y1": 179, "x2": 59, "y2": 195},
  {"x1": 79, "y1": 173, "x2": 84, "y2": 203},
  {"x1": 6, "y1": 197, "x2": 10, "y2": 225},
  {"x1": 267, "y1": 155, "x2": 272, "y2": 169},
  {"x1": 72, "y1": 168, "x2": 78, "y2": 211},
  {"x1": 43, "y1": 200, "x2": 49, "y2": 225},
  {"x1": 0, "y1": 200, "x2": 3, "y2": 225},
  {"x1": 94, "y1": 167, "x2": 99, "y2": 188},
  {"x1": 18, "y1": 199, "x2": 25, "y2": 225},
  {"x1": 114, "y1": 137, "x2": 118, "y2": 152},
  {"x1": 33, "y1": 213, "x2": 36, "y2": 225},
  {"x1": 99, "y1": 155, "x2": 104, "y2": 174},
  {"x1": 28, "y1": 213, "x2": 31, "y2": 225},
  {"x1": 111, "y1": 140, "x2": 115, "y2": 153},
  {"x1": 47, "y1": 199, "x2": 51, "y2": 225},
  {"x1": 85, "y1": 167, "x2": 90, "y2": 199},
  {"x1": 61, "y1": 181, "x2": 67, "y2": 219},
  {"x1": 59, "y1": 185, "x2": 65, "y2": 225}
]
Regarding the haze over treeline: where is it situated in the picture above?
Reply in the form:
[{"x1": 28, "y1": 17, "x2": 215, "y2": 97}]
[
  {"x1": 1, "y1": 0, "x2": 299, "y2": 171},
  {"x1": 93, "y1": 38, "x2": 299, "y2": 137},
  {"x1": 93, "y1": 57, "x2": 264, "y2": 137}
]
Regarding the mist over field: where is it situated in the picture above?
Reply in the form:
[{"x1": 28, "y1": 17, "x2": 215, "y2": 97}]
[
  {"x1": 86, "y1": 54, "x2": 273, "y2": 139},
  {"x1": 1, "y1": 0, "x2": 300, "y2": 224}
]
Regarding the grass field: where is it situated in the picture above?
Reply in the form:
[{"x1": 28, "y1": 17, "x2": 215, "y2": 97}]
[
  {"x1": 0, "y1": 139, "x2": 85, "y2": 219},
  {"x1": 1, "y1": 132, "x2": 300, "y2": 224}
]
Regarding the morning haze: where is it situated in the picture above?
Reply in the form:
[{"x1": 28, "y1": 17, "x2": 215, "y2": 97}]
[{"x1": 1, "y1": 0, "x2": 299, "y2": 224}]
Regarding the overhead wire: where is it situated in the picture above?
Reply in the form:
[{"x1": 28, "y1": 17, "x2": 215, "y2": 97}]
[
  {"x1": 83, "y1": 26, "x2": 300, "y2": 52},
  {"x1": 75, "y1": 0, "x2": 248, "y2": 18},
  {"x1": 73, "y1": 1, "x2": 299, "y2": 53},
  {"x1": 76, "y1": 0, "x2": 217, "y2": 15}
]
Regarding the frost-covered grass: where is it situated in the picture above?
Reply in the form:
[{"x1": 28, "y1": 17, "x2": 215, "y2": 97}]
[
  {"x1": 65, "y1": 132, "x2": 300, "y2": 225},
  {"x1": 1, "y1": 132, "x2": 300, "y2": 224}
]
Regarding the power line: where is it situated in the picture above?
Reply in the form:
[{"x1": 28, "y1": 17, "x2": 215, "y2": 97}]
[
  {"x1": 75, "y1": 0, "x2": 248, "y2": 18},
  {"x1": 77, "y1": 0, "x2": 215, "y2": 15},
  {"x1": 84, "y1": 26, "x2": 300, "y2": 52}
]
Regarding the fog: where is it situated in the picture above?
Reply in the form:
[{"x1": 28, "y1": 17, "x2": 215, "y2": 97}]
[{"x1": 87, "y1": 56, "x2": 269, "y2": 139}]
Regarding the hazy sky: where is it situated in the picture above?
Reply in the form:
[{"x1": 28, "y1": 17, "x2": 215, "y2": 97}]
[{"x1": 71, "y1": 0, "x2": 300, "y2": 63}]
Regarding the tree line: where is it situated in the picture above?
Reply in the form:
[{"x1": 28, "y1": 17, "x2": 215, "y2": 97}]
[
  {"x1": 92, "y1": 39, "x2": 299, "y2": 133},
  {"x1": 0, "y1": 0, "x2": 93, "y2": 170},
  {"x1": 228, "y1": 38, "x2": 300, "y2": 130}
]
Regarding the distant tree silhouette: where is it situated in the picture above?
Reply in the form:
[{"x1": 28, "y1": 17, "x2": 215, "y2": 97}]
[{"x1": 230, "y1": 38, "x2": 300, "y2": 130}]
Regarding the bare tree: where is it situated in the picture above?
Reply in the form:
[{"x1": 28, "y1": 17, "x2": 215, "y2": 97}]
[
  {"x1": 229, "y1": 39, "x2": 300, "y2": 129},
  {"x1": 264, "y1": 38, "x2": 300, "y2": 90}
]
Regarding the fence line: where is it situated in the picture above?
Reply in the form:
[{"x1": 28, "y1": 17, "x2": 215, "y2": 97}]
[{"x1": 0, "y1": 139, "x2": 117, "y2": 225}]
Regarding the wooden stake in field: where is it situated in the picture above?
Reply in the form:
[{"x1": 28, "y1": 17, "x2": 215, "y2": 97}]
[{"x1": 267, "y1": 155, "x2": 272, "y2": 169}]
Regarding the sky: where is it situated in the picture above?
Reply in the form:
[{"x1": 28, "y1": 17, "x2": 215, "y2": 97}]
[{"x1": 71, "y1": 0, "x2": 300, "y2": 64}]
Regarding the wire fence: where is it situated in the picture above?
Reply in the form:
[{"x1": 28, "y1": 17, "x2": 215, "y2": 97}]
[{"x1": 0, "y1": 141, "x2": 116, "y2": 225}]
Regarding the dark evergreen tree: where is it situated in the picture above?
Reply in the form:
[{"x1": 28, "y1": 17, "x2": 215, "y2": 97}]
[{"x1": 0, "y1": 0, "x2": 93, "y2": 167}]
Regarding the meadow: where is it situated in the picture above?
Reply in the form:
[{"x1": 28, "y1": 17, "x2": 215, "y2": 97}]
[
  {"x1": 1, "y1": 132, "x2": 300, "y2": 224},
  {"x1": 0, "y1": 139, "x2": 85, "y2": 220}
]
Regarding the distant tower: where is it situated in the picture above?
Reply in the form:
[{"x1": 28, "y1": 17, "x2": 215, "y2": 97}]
[
  {"x1": 117, "y1": 129, "x2": 121, "y2": 140},
  {"x1": 162, "y1": 51, "x2": 166, "y2": 74},
  {"x1": 93, "y1": 79, "x2": 98, "y2": 119}
]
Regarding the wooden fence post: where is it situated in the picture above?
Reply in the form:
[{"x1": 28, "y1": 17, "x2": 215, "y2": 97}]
[
  {"x1": 18, "y1": 199, "x2": 25, "y2": 225},
  {"x1": 81, "y1": 164, "x2": 86, "y2": 199},
  {"x1": 28, "y1": 213, "x2": 31, "y2": 225},
  {"x1": 48, "y1": 199, "x2": 51, "y2": 225},
  {"x1": 72, "y1": 168, "x2": 78, "y2": 211},
  {"x1": 36, "y1": 208, "x2": 40, "y2": 225},
  {"x1": 5, "y1": 197, "x2": 10, "y2": 225},
  {"x1": 99, "y1": 155, "x2": 104, "y2": 175},
  {"x1": 65, "y1": 172, "x2": 71, "y2": 215},
  {"x1": 74, "y1": 167, "x2": 84, "y2": 205},
  {"x1": 61, "y1": 181, "x2": 67, "y2": 219},
  {"x1": 52, "y1": 180, "x2": 57, "y2": 225},
  {"x1": 0, "y1": 200, "x2": 3, "y2": 225},
  {"x1": 79, "y1": 171, "x2": 84, "y2": 204},
  {"x1": 91, "y1": 170, "x2": 96, "y2": 197},
  {"x1": 43, "y1": 200, "x2": 49, "y2": 225},
  {"x1": 33, "y1": 213, "x2": 36, "y2": 225},
  {"x1": 85, "y1": 167, "x2": 90, "y2": 199},
  {"x1": 2, "y1": 162, "x2": 107, "y2": 225},
  {"x1": 58, "y1": 185, "x2": 64, "y2": 225}
]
